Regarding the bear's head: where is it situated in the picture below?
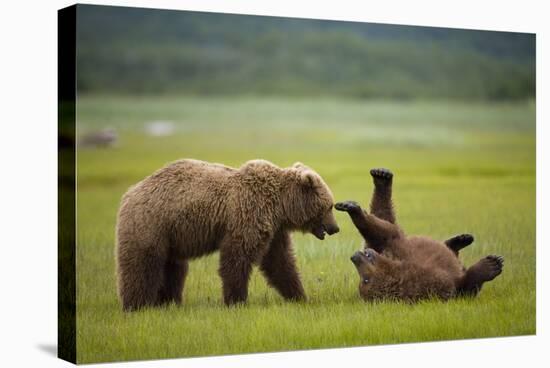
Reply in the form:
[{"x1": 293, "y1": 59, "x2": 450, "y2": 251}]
[
  {"x1": 283, "y1": 162, "x2": 339, "y2": 240},
  {"x1": 350, "y1": 248, "x2": 401, "y2": 300}
]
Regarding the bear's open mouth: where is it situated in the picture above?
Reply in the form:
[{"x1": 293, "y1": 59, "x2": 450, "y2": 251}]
[{"x1": 311, "y1": 225, "x2": 326, "y2": 240}]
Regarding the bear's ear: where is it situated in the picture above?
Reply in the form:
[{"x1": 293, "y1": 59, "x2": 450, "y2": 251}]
[
  {"x1": 293, "y1": 162, "x2": 305, "y2": 169},
  {"x1": 300, "y1": 170, "x2": 317, "y2": 188}
]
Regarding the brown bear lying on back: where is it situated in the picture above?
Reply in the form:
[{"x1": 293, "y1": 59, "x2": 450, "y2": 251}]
[{"x1": 336, "y1": 168, "x2": 503, "y2": 302}]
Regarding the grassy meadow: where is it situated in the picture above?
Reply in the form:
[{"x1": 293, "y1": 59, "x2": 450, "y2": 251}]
[{"x1": 75, "y1": 96, "x2": 535, "y2": 363}]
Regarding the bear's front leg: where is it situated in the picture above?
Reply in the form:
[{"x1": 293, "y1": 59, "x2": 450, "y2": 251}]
[
  {"x1": 260, "y1": 231, "x2": 306, "y2": 301},
  {"x1": 219, "y1": 245, "x2": 253, "y2": 306},
  {"x1": 369, "y1": 168, "x2": 396, "y2": 224},
  {"x1": 335, "y1": 200, "x2": 402, "y2": 253}
]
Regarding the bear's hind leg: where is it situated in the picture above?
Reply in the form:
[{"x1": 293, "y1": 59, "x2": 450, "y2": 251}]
[
  {"x1": 219, "y1": 244, "x2": 253, "y2": 306},
  {"x1": 260, "y1": 231, "x2": 306, "y2": 301},
  {"x1": 457, "y1": 255, "x2": 504, "y2": 297},
  {"x1": 158, "y1": 258, "x2": 189, "y2": 306},
  {"x1": 369, "y1": 168, "x2": 396, "y2": 224},
  {"x1": 444, "y1": 233, "x2": 474, "y2": 256},
  {"x1": 117, "y1": 246, "x2": 166, "y2": 311},
  {"x1": 335, "y1": 200, "x2": 402, "y2": 253}
]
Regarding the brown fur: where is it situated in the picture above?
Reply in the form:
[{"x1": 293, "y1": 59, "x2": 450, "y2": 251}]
[
  {"x1": 351, "y1": 249, "x2": 456, "y2": 302},
  {"x1": 115, "y1": 159, "x2": 339, "y2": 311},
  {"x1": 337, "y1": 168, "x2": 503, "y2": 302}
]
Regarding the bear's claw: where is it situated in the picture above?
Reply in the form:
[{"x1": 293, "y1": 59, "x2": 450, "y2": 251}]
[
  {"x1": 479, "y1": 255, "x2": 504, "y2": 281},
  {"x1": 335, "y1": 201, "x2": 361, "y2": 213},
  {"x1": 370, "y1": 168, "x2": 393, "y2": 181},
  {"x1": 456, "y1": 234, "x2": 474, "y2": 245},
  {"x1": 446, "y1": 233, "x2": 474, "y2": 251},
  {"x1": 488, "y1": 255, "x2": 504, "y2": 267}
]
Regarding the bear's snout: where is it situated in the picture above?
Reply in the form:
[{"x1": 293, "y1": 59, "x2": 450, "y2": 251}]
[
  {"x1": 325, "y1": 223, "x2": 339, "y2": 235},
  {"x1": 351, "y1": 251, "x2": 364, "y2": 266}
]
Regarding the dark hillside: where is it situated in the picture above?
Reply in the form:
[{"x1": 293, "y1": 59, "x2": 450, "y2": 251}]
[{"x1": 76, "y1": 5, "x2": 535, "y2": 100}]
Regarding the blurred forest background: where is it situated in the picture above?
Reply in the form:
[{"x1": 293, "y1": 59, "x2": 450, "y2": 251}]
[{"x1": 76, "y1": 5, "x2": 535, "y2": 100}]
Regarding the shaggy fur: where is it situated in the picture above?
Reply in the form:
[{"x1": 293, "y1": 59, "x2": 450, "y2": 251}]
[
  {"x1": 337, "y1": 168, "x2": 503, "y2": 302},
  {"x1": 350, "y1": 249, "x2": 457, "y2": 301},
  {"x1": 116, "y1": 159, "x2": 339, "y2": 311}
]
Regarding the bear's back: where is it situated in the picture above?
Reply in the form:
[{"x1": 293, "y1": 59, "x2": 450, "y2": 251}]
[
  {"x1": 137, "y1": 158, "x2": 234, "y2": 193},
  {"x1": 160, "y1": 159, "x2": 236, "y2": 181},
  {"x1": 360, "y1": 257, "x2": 457, "y2": 302},
  {"x1": 119, "y1": 159, "x2": 237, "y2": 227}
]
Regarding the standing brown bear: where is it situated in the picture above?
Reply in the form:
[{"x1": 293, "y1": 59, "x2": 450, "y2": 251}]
[
  {"x1": 336, "y1": 168, "x2": 503, "y2": 302},
  {"x1": 116, "y1": 159, "x2": 339, "y2": 311}
]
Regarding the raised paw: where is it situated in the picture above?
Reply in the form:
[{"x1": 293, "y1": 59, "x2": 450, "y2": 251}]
[
  {"x1": 335, "y1": 201, "x2": 361, "y2": 213},
  {"x1": 477, "y1": 255, "x2": 504, "y2": 281},
  {"x1": 370, "y1": 168, "x2": 393, "y2": 186},
  {"x1": 445, "y1": 233, "x2": 474, "y2": 253},
  {"x1": 455, "y1": 234, "x2": 474, "y2": 245}
]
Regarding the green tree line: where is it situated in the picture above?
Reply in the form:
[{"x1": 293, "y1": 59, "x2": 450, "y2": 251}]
[{"x1": 76, "y1": 5, "x2": 535, "y2": 100}]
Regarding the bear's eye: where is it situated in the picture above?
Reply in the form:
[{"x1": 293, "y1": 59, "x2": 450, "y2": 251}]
[
  {"x1": 365, "y1": 253, "x2": 372, "y2": 259},
  {"x1": 363, "y1": 277, "x2": 369, "y2": 284}
]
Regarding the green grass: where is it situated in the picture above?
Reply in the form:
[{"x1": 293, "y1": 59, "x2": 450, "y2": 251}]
[{"x1": 75, "y1": 96, "x2": 535, "y2": 363}]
